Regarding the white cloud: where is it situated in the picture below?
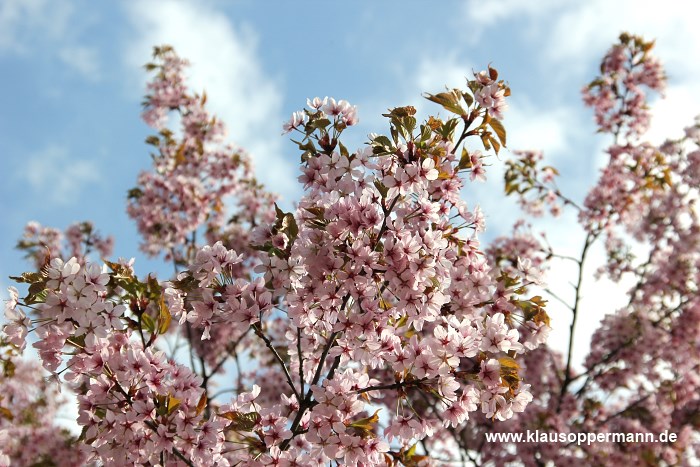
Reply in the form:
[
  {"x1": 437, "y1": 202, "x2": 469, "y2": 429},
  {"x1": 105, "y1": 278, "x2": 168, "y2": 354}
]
[
  {"x1": 58, "y1": 46, "x2": 101, "y2": 80},
  {"x1": 413, "y1": 55, "x2": 587, "y2": 163},
  {"x1": 353, "y1": 54, "x2": 477, "y2": 146},
  {"x1": 544, "y1": 1, "x2": 700, "y2": 75},
  {"x1": 19, "y1": 145, "x2": 99, "y2": 206},
  {"x1": 0, "y1": 0, "x2": 73, "y2": 54},
  {"x1": 461, "y1": 0, "x2": 565, "y2": 32},
  {"x1": 458, "y1": 0, "x2": 700, "y2": 369},
  {"x1": 463, "y1": 0, "x2": 700, "y2": 142},
  {"x1": 646, "y1": 83, "x2": 700, "y2": 144},
  {"x1": 414, "y1": 54, "x2": 474, "y2": 94},
  {"x1": 409, "y1": 52, "x2": 588, "y2": 164},
  {"x1": 505, "y1": 99, "x2": 582, "y2": 161},
  {"x1": 464, "y1": 0, "x2": 700, "y2": 71},
  {"x1": 461, "y1": 0, "x2": 700, "y2": 146},
  {"x1": 124, "y1": 0, "x2": 299, "y2": 202},
  {"x1": 0, "y1": 0, "x2": 102, "y2": 82}
]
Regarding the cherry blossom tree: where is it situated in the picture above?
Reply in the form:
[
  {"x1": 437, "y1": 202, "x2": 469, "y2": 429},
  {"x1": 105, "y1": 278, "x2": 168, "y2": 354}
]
[
  {"x1": 2, "y1": 34, "x2": 698, "y2": 466},
  {"x1": 465, "y1": 34, "x2": 700, "y2": 466}
]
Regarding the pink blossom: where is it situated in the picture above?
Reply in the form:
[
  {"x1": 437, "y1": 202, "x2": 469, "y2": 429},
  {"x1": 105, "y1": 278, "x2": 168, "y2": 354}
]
[
  {"x1": 283, "y1": 110, "x2": 307, "y2": 134},
  {"x1": 475, "y1": 83, "x2": 508, "y2": 119}
]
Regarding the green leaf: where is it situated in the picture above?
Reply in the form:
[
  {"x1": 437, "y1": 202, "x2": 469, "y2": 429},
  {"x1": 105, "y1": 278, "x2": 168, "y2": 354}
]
[
  {"x1": 372, "y1": 135, "x2": 393, "y2": 149},
  {"x1": 481, "y1": 133, "x2": 492, "y2": 151},
  {"x1": 0, "y1": 406, "x2": 13, "y2": 421},
  {"x1": 283, "y1": 213, "x2": 299, "y2": 242},
  {"x1": 66, "y1": 334, "x2": 86, "y2": 349},
  {"x1": 127, "y1": 187, "x2": 144, "y2": 200},
  {"x1": 145, "y1": 135, "x2": 160, "y2": 146},
  {"x1": 2, "y1": 359, "x2": 16, "y2": 378},
  {"x1": 402, "y1": 116, "x2": 417, "y2": 135},
  {"x1": 141, "y1": 313, "x2": 155, "y2": 334},
  {"x1": 406, "y1": 443, "x2": 418, "y2": 458},
  {"x1": 462, "y1": 90, "x2": 474, "y2": 107},
  {"x1": 438, "y1": 118, "x2": 460, "y2": 140},
  {"x1": 26, "y1": 281, "x2": 47, "y2": 305},
  {"x1": 167, "y1": 395, "x2": 181, "y2": 415},
  {"x1": 157, "y1": 295, "x2": 171, "y2": 335},
  {"x1": 419, "y1": 124, "x2": 432, "y2": 142},
  {"x1": 348, "y1": 409, "x2": 381, "y2": 438},
  {"x1": 146, "y1": 274, "x2": 162, "y2": 299},
  {"x1": 293, "y1": 139, "x2": 316, "y2": 153},
  {"x1": 219, "y1": 410, "x2": 261, "y2": 431},
  {"x1": 499, "y1": 356, "x2": 520, "y2": 372},
  {"x1": 489, "y1": 118, "x2": 507, "y2": 147},
  {"x1": 304, "y1": 206, "x2": 325, "y2": 218},
  {"x1": 423, "y1": 90, "x2": 467, "y2": 116},
  {"x1": 490, "y1": 135, "x2": 501, "y2": 154},
  {"x1": 275, "y1": 204, "x2": 299, "y2": 243},
  {"x1": 9, "y1": 272, "x2": 45, "y2": 284},
  {"x1": 488, "y1": 65, "x2": 499, "y2": 81},
  {"x1": 374, "y1": 180, "x2": 389, "y2": 198},
  {"x1": 390, "y1": 126, "x2": 399, "y2": 144},
  {"x1": 458, "y1": 148, "x2": 473, "y2": 170},
  {"x1": 384, "y1": 106, "x2": 416, "y2": 118},
  {"x1": 155, "y1": 393, "x2": 182, "y2": 416},
  {"x1": 338, "y1": 140, "x2": 349, "y2": 158},
  {"x1": 94, "y1": 407, "x2": 106, "y2": 420},
  {"x1": 174, "y1": 142, "x2": 186, "y2": 167},
  {"x1": 274, "y1": 203, "x2": 285, "y2": 221},
  {"x1": 505, "y1": 182, "x2": 520, "y2": 195},
  {"x1": 77, "y1": 425, "x2": 90, "y2": 443},
  {"x1": 309, "y1": 118, "x2": 331, "y2": 130},
  {"x1": 105, "y1": 260, "x2": 135, "y2": 280},
  {"x1": 196, "y1": 393, "x2": 207, "y2": 417},
  {"x1": 170, "y1": 273, "x2": 198, "y2": 293}
]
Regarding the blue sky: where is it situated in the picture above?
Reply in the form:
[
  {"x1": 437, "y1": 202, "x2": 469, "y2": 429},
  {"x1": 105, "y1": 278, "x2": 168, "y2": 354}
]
[{"x1": 2, "y1": 0, "x2": 700, "y2": 364}]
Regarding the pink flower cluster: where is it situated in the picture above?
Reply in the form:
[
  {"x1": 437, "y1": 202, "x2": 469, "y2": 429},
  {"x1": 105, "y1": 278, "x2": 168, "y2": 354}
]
[
  {"x1": 475, "y1": 71, "x2": 509, "y2": 120},
  {"x1": 126, "y1": 46, "x2": 279, "y2": 367},
  {"x1": 582, "y1": 33, "x2": 665, "y2": 139},
  {"x1": 3, "y1": 47, "x2": 554, "y2": 466},
  {"x1": 10, "y1": 33, "x2": 699, "y2": 465},
  {"x1": 70, "y1": 338, "x2": 228, "y2": 466},
  {"x1": 128, "y1": 46, "x2": 276, "y2": 264},
  {"x1": 157, "y1": 78, "x2": 550, "y2": 463},
  {"x1": 4, "y1": 254, "x2": 238, "y2": 465},
  {"x1": 0, "y1": 355, "x2": 86, "y2": 466},
  {"x1": 467, "y1": 34, "x2": 700, "y2": 466},
  {"x1": 283, "y1": 97, "x2": 359, "y2": 134},
  {"x1": 504, "y1": 150, "x2": 564, "y2": 217},
  {"x1": 16, "y1": 221, "x2": 113, "y2": 271},
  {"x1": 167, "y1": 241, "x2": 272, "y2": 343}
]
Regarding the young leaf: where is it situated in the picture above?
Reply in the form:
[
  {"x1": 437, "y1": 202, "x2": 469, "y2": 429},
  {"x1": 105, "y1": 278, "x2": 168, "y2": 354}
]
[
  {"x1": 423, "y1": 90, "x2": 467, "y2": 116},
  {"x1": 196, "y1": 393, "x2": 207, "y2": 417},
  {"x1": 489, "y1": 118, "x2": 507, "y2": 147},
  {"x1": 219, "y1": 411, "x2": 261, "y2": 431},
  {"x1": 157, "y1": 294, "x2": 171, "y2": 335},
  {"x1": 141, "y1": 313, "x2": 156, "y2": 334}
]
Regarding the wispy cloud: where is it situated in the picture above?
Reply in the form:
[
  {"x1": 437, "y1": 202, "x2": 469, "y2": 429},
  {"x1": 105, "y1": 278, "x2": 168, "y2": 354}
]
[
  {"x1": 124, "y1": 0, "x2": 299, "y2": 202},
  {"x1": 464, "y1": 0, "x2": 562, "y2": 27},
  {"x1": 354, "y1": 54, "x2": 477, "y2": 144},
  {"x1": 0, "y1": 0, "x2": 73, "y2": 54},
  {"x1": 462, "y1": 0, "x2": 700, "y2": 142},
  {"x1": 0, "y1": 0, "x2": 102, "y2": 82},
  {"x1": 58, "y1": 45, "x2": 101, "y2": 81},
  {"x1": 455, "y1": 0, "x2": 700, "y2": 367},
  {"x1": 19, "y1": 145, "x2": 100, "y2": 206}
]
